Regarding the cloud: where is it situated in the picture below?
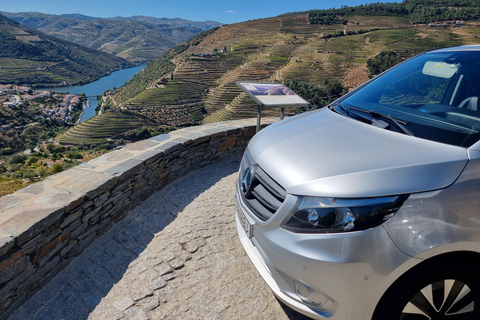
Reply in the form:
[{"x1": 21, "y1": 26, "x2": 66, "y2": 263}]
[{"x1": 227, "y1": 10, "x2": 235, "y2": 13}]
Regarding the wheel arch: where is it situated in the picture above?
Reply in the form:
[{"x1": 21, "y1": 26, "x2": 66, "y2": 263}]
[{"x1": 372, "y1": 250, "x2": 480, "y2": 320}]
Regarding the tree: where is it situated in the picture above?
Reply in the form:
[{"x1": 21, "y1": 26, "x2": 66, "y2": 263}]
[
  {"x1": 0, "y1": 147, "x2": 13, "y2": 155},
  {"x1": 51, "y1": 153, "x2": 63, "y2": 161},
  {"x1": 49, "y1": 163, "x2": 64, "y2": 174},
  {"x1": 23, "y1": 170, "x2": 37, "y2": 181},
  {"x1": 36, "y1": 165, "x2": 48, "y2": 178},
  {"x1": 12, "y1": 171, "x2": 23, "y2": 179},
  {"x1": 26, "y1": 156, "x2": 40, "y2": 166},
  {"x1": 367, "y1": 51, "x2": 403, "y2": 77},
  {"x1": 24, "y1": 139, "x2": 36, "y2": 152}
]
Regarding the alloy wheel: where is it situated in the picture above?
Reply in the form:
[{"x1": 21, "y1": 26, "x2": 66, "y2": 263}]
[{"x1": 400, "y1": 279, "x2": 476, "y2": 319}]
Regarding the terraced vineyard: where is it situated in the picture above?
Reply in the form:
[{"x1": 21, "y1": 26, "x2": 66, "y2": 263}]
[
  {"x1": 56, "y1": 111, "x2": 156, "y2": 145},
  {"x1": 174, "y1": 56, "x2": 241, "y2": 85},
  {"x1": 124, "y1": 103, "x2": 206, "y2": 127},
  {"x1": 126, "y1": 81, "x2": 208, "y2": 106},
  {"x1": 60, "y1": 8, "x2": 480, "y2": 144}
]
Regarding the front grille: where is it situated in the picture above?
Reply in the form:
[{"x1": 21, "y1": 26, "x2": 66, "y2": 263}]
[{"x1": 239, "y1": 151, "x2": 286, "y2": 221}]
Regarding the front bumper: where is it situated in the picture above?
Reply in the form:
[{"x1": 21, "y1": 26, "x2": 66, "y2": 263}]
[
  {"x1": 235, "y1": 187, "x2": 413, "y2": 319},
  {"x1": 235, "y1": 197, "x2": 333, "y2": 319}
]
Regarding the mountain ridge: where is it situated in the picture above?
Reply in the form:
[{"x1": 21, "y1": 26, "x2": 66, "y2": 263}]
[
  {"x1": 1, "y1": 11, "x2": 223, "y2": 64},
  {"x1": 0, "y1": 13, "x2": 130, "y2": 87}
]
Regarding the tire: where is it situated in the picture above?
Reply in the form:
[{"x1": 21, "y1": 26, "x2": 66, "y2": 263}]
[{"x1": 372, "y1": 261, "x2": 480, "y2": 320}]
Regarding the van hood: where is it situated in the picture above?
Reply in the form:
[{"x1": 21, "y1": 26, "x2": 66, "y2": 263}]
[{"x1": 248, "y1": 109, "x2": 469, "y2": 198}]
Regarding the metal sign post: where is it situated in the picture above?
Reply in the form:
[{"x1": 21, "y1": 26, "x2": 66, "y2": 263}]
[
  {"x1": 237, "y1": 82, "x2": 309, "y2": 132},
  {"x1": 256, "y1": 104, "x2": 262, "y2": 133}
]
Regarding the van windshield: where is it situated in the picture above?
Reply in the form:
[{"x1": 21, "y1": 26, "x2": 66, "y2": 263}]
[{"x1": 339, "y1": 50, "x2": 480, "y2": 148}]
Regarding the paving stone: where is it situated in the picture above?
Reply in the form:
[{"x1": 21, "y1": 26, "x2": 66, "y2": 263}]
[
  {"x1": 184, "y1": 241, "x2": 198, "y2": 253},
  {"x1": 124, "y1": 306, "x2": 149, "y2": 320},
  {"x1": 253, "y1": 297, "x2": 269, "y2": 311},
  {"x1": 128, "y1": 260, "x2": 149, "y2": 275},
  {"x1": 89, "y1": 304, "x2": 124, "y2": 320},
  {"x1": 168, "y1": 258, "x2": 184, "y2": 270},
  {"x1": 154, "y1": 262, "x2": 173, "y2": 276},
  {"x1": 8, "y1": 158, "x2": 310, "y2": 320},
  {"x1": 210, "y1": 299, "x2": 230, "y2": 313},
  {"x1": 157, "y1": 249, "x2": 175, "y2": 263},
  {"x1": 176, "y1": 250, "x2": 192, "y2": 262},
  {"x1": 148, "y1": 307, "x2": 168, "y2": 319},
  {"x1": 139, "y1": 268, "x2": 167, "y2": 290},
  {"x1": 167, "y1": 242, "x2": 182, "y2": 254},
  {"x1": 141, "y1": 254, "x2": 163, "y2": 267},
  {"x1": 113, "y1": 297, "x2": 134, "y2": 311},
  {"x1": 139, "y1": 295, "x2": 160, "y2": 311},
  {"x1": 162, "y1": 272, "x2": 177, "y2": 281},
  {"x1": 130, "y1": 281, "x2": 153, "y2": 301}
]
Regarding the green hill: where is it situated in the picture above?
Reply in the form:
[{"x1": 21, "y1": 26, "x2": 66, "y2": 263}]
[
  {"x1": 0, "y1": 13, "x2": 130, "y2": 87},
  {"x1": 60, "y1": 0, "x2": 480, "y2": 145},
  {"x1": 307, "y1": 0, "x2": 480, "y2": 24}
]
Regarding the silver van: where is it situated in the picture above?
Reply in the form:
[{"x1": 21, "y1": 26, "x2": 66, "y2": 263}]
[{"x1": 235, "y1": 45, "x2": 480, "y2": 319}]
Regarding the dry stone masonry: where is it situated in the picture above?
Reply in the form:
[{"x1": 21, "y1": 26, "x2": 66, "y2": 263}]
[{"x1": 0, "y1": 118, "x2": 276, "y2": 319}]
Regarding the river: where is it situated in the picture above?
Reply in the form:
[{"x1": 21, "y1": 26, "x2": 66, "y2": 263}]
[{"x1": 42, "y1": 64, "x2": 146, "y2": 123}]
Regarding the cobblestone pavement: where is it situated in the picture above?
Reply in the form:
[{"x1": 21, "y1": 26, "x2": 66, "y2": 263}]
[{"x1": 8, "y1": 157, "x2": 310, "y2": 320}]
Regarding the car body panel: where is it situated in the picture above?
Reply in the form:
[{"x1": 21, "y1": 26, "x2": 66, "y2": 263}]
[
  {"x1": 249, "y1": 109, "x2": 468, "y2": 198},
  {"x1": 384, "y1": 156, "x2": 480, "y2": 258}
]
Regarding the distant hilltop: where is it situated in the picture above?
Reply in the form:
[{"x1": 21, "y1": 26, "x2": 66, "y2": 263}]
[{"x1": 1, "y1": 11, "x2": 223, "y2": 64}]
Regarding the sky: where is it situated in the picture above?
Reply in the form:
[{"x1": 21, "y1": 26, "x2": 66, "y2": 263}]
[{"x1": 1, "y1": 0, "x2": 397, "y2": 24}]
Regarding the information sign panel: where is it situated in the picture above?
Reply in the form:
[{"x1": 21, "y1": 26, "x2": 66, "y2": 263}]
[{"x1": 237, "y1": 81, "x2": 309, "y2": 107}]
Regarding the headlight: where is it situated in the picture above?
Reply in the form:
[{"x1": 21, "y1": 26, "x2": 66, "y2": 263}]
[{"x1": 282, "y1": 195, "x2": 408, "y2": 233}]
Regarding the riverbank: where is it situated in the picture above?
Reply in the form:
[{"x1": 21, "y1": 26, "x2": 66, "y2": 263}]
[
  {"x1": 76, "y1": 100, "x2": 90, "y2": 124},
  {"x1": 42, "y1": 64, "x2": 146, "y2": 123}
]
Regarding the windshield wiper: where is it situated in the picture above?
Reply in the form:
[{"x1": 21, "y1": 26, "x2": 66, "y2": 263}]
[
  {"x1": 332, "y1": 103, "x2": 374, "y2": 125},
  {"x1": 349, "y1": 106, "x2": 414, "y2": 136}
]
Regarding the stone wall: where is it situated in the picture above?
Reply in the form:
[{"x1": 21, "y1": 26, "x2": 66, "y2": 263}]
[{"x1": 0, "y1": 118, "x2": 275, "y2": 319}]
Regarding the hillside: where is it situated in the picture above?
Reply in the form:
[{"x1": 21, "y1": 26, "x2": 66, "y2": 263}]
[
  {"x1": 60, "y1": 1, "x2": 480, "y2": 145},
  {"x1": 1, "y1": 12, "x2": 223, "y2": 64},
  {"x1": 55, "y1": 110, "x2": 158, "y2": 145},
  {"x1": 0, "y1": 13, "x2": 130, "y2": 87}
]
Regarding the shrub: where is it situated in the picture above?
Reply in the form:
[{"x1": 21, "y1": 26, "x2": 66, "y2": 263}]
[
  {"x1": 284, "y1": 79, "x2": 347, "y2": 113},
  {"x1": 65, "y1": 151, "x2": 83, "y2": 160},
  {"x1": 9, "y1": 154, "x2": 27, "y2": 165},
  {"x1": 47, "y1": 144, "x2": 66, "y2": 154},
  {"x1": 49, "y1": 163, "x2": 64, "y2": 174}
]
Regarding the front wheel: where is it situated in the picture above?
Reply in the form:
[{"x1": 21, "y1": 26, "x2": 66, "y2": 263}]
[{"x1": 373, "y1": 261, "x2": 480, "y2": 320}]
